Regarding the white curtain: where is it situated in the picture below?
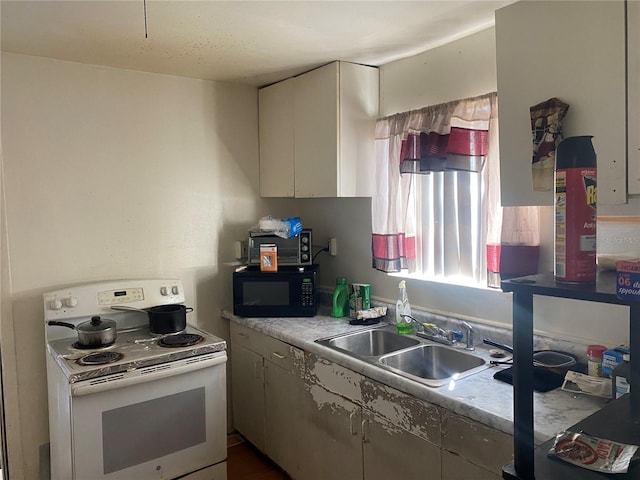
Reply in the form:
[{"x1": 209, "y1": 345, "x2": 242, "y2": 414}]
[{"x1": 372, "y1": 93, "x2": 499, "y2": 284}]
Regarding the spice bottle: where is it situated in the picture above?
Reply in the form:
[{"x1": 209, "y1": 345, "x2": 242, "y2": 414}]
[{"x1": 587, "y1": 344, "x2": 607, "y2": 377}]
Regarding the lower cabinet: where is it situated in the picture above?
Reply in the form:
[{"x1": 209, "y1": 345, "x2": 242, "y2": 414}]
[
  {"x1": 230, "y1": 322, "x2": 512, "y2": 480},
  {"x1": 230, "y1": 327, "x2": 266, "y2": 452},
  {"x1": 363, "y1": 410, "x2": 441, "y2": 480},
  {"x1": 264, "y1": 348, "x2": 305, "y2": 477},
  {"x1": 296, "y1": 383, "x2": 438, "y2": 480},
  {"x1": 441, "y1": 409, "x2": 513, "y2": 477},
  {"x1": 297, "y1": 383, "x2": 364, "y2": 480},
  {"x1": 230, "y1": 321, "x2": 305, "y2": 468}
]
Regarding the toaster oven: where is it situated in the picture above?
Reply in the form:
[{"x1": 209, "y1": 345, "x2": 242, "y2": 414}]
[{"x1": 248, "y1": 229, "x2": 312, "y2": 266}]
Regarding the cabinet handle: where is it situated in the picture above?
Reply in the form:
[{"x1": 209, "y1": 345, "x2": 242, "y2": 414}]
[
  {"x1": 362, "y1": 419, "x2": 370, "y2": 444},
  {"x1": 271, "y1": 352, "x2": 286, "y2": 359},
  {"x1": 238, "y1": 332, "x2": 249, "y2": 340},
  {"x1": 254, "y1": 360, "x2": 261, "y2": 379},
  {"x1": 349, "y1": 412, "x2": 358, "y2": 436}
]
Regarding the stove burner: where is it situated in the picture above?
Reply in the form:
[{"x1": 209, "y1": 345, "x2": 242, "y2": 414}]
[
  {"x1": 72, "y1": 341, "x2": 115, "y2": 350},
  {"x1": 76, "y1": 351, "x2": 124, "y2": 366},
  {"x1": 158, "y1": 333, "x2": 203, "y2": 348}
]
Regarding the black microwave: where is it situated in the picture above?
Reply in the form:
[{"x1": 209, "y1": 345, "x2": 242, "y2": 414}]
[{"x1": 233, "y1": 265, "x2": 318, "y2": 317}]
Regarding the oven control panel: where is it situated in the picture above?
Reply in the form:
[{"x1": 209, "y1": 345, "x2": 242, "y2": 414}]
[
  {"x1": 44, "y1": 279, "x2": 185, "y2": 323},
  {"x1": 97, "y1": 287, "x2": 145, "y2": 306}
]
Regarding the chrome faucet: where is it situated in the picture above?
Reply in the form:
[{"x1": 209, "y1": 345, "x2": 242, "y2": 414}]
[
  {"x1": 401, "y1": 314, "x2": 456, "y2": 346},
  {"x1": 461, "y1": 321, "x2": 474, "y2": 351}
]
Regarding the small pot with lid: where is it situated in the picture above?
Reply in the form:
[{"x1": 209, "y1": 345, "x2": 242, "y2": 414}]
[
  {"x1": 47, "y1": 316, "x2": 117, "y2": 348},
  {"x1": 111, "y1": 304, "x2": 192, "y2": 334}
]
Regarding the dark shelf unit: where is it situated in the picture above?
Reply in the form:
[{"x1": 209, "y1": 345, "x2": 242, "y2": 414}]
[{"x1": 501, "y1": 271, "x2": 640, "y2": 480}]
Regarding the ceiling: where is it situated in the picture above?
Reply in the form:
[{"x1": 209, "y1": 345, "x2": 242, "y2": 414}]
[{"x1": 1, "y1": 0, "x2": 513, "y2": 87}]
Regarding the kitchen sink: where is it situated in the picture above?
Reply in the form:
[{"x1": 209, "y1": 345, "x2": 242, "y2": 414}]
[
  {"x1": 316, "y1": 328, "x2": 420, "y2": 356},
  {"x1": 379, "y1": 344, "x2": 486, "y2": 386},
  {"x1": 315, "y1": 326, "x2": 488, "y2": 387}
]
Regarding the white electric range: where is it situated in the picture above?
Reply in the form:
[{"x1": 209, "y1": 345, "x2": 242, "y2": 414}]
[{"x1": 44, "y1": 279, "x2": 228, "y2": 480}]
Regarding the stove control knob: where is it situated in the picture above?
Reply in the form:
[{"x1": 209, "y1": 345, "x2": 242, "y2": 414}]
[
  {"x1": 63, "y1": 296, "x2": 78, "y2": 308},
  {"x1": 160, "y1": 286, "x2": 169, "y2": 296},
  {"x1": 49, "y1": 299, "x2": 63, "y2": 310},
  {"x1": 171, "y1": 286, "x2": 180, "y2": 295}
]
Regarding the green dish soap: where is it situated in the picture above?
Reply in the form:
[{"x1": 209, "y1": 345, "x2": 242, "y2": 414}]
[
  {"x1": 395, "y1": 280, "x2": 413, "y2": 334},
  {"x1": 331, "y1": 277, "x2": 349, "y2": 317}
]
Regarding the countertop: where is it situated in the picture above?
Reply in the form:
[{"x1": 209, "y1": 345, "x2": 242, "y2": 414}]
[{"x1": 222, "y1": 308, "x2": 608, "y2": 445}]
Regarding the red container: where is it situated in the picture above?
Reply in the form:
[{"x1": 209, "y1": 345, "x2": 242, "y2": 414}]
[
  {"x1": 554, "y1": 136, "x2": 597, "y2": 283},
  {"x1": 487, "y1": 244, "x2": 540, "y2": 287}
]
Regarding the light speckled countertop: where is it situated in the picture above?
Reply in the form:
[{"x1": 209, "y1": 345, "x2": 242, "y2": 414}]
[{"x1": 222, "y1": 308, "x2": 608, "y2": 445}]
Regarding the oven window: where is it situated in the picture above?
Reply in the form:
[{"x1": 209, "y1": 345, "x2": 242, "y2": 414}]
[
  {"x1": 102, "y1": 387, "x2": 206, "y2": 474},
  {"x1": 243, "y1": 281, "x2": 289, "y2": 305}
]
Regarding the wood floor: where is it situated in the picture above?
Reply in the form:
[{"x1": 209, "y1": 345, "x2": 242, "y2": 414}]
[{"x1": 227, "y1": 434, "x2": 290, "y2": 480}]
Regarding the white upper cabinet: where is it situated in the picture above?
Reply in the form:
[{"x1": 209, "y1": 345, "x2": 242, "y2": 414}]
[
  {"x1": 496, "y1": 1, "x2": 627, "y2": 206},
  {"x1": 629, "y1": 0, "x2": 640, "y2": 195},
  {"x1": 259, "y1": 61, "x2": 379, "y2": 198},
  {"x1": 259, "y1": 77, "x2": 295, "y2": 197}
]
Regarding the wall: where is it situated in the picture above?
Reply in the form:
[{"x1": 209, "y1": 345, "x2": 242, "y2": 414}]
[
  {"x1": 298, "y1": 27, "x2": 630, "y2": 348},
  {"x1": 0, "y1": 53, "x2": 292, "y2": 480}
]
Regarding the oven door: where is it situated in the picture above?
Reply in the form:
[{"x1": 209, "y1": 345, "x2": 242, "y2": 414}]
[{"x1": 69, "y1": 352, "x2": 226, "y2": 480}]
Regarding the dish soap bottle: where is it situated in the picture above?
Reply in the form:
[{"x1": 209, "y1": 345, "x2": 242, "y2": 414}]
[
  {"x1": 331, "y1": 277, "x2": 349, "y2": 317},
  {"x1": 395, "y1": 280, "x2": 413, "y2": 334}
]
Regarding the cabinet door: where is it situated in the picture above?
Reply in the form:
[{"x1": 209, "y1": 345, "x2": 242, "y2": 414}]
[
  {"x1": 297, "y1": 384, "x2": 363, "y2": 480},
  {"x1": 338, "y1": 62, "x2": 379, "y2": 198},
  {"x1": 264, "y1": 359, "x2": 303, "y2": 478},
  {"x1": 294, "y1": 62, "x2": 340, "y2": 198},
  {"x1": 496, "y1": 0, "x2": 626, "y2": 206},
  {"x1": 363, "y1": 410, "x2": 441, "y2": 480},
  {"x1": 629, "y1": 0, "x2": 640, "y2": 195},
  {"x1": 230, "y1": 344, "x2": 265, "y2": 452},
  {"x1": 259, "y1": 77, "x2": 295, "y2": 197}
]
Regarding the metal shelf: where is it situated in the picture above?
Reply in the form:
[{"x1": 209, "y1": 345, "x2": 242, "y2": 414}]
[{"x1": 501, "y1": 271, "x2": 640, "y2": 480}]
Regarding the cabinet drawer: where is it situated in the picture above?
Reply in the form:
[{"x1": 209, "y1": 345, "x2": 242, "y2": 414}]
[
  {"x1": 231, "y1": 323, "x2": 299, "y2": 371},
  {"x1": 262, "y1": 334, "x2": 298, "y2": 371},
  {"x1": 230, "y1": 323, "x2": 264, "y2": 355}
]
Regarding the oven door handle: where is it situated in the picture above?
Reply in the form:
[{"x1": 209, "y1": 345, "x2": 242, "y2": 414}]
[{"x1": 70, "y1": 351, "x2": 227, "y2": 396}]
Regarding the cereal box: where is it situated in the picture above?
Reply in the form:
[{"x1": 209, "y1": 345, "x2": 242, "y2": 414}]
[
  {"x1": 259, "y1": 244, "x2": 278, "y2": 272},
  {"x1": 616, "y1": 259, "x2": 640, "y2": 301}
]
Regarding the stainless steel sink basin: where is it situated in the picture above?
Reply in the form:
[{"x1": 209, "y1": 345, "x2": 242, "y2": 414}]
[
  {"x1": 315, "y1": 326, "x2": 488, "y2": 388},
  {"x1": 380, "y1": 344, "x2": 486, "y2": 386},
  {"x1": 318, "y1": 328, "x2": 420, "y2": 357}
]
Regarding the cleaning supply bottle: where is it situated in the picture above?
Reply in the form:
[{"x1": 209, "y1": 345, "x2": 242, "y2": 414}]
[
  {"x1": 331, "y1": 277, "x2": 349, "y2": 317},
  {"x1": 554, "y1": 135, "x2": 597, "y2": 283},
  {"x1": 395, "y1": 280, "x2": 413, "y2": 334}
]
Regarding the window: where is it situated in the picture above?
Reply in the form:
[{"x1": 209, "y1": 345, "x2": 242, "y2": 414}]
[{"x1": 371, "y1": 93, "x2": 500, "y2": 287}]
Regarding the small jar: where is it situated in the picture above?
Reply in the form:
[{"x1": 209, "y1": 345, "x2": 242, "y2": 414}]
[{"x1": 587, "y1": 344, "x2": 607, "y2": 377}]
